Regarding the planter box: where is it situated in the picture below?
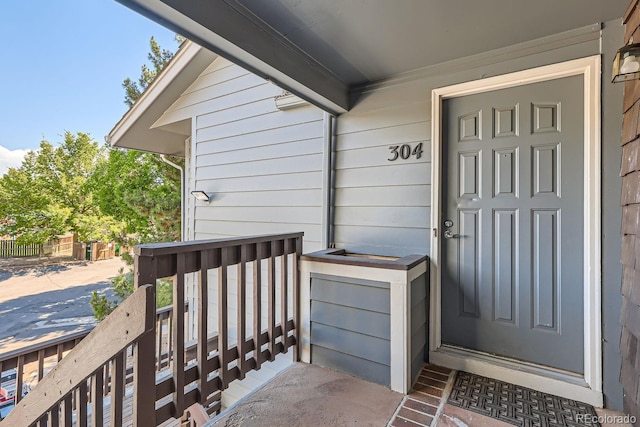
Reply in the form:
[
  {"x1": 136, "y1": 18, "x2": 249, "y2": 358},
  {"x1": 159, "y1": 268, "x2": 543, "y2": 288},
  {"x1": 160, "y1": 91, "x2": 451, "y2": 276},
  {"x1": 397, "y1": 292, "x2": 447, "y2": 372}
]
[{"x1": 299, "y1": 249, "x2": 429, "y2": 393}]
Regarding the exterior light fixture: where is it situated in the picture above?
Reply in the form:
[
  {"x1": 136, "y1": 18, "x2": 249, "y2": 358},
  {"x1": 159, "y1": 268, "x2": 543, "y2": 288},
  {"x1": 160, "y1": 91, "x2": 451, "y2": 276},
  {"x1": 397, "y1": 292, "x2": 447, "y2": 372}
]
[
  {"x1": 612, "y1": 42, "x2": 640, "y2": 83},
  {"x1": 191, "y1": 190, "x2": 212, "y2": 202}
]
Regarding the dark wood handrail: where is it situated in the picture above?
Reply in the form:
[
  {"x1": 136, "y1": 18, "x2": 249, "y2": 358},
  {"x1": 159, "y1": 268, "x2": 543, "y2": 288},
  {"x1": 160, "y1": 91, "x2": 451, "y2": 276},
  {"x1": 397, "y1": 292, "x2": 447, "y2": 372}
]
[{"x1": 134, "y1": 232, "x2": 304, "y2": 257}]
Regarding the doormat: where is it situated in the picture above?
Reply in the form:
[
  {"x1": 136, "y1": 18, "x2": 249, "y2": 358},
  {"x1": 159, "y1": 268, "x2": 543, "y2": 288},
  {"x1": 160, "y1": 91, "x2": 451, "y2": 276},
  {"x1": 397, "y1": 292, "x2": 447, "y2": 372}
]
[{"x1": 447, "y1": 371, "x2": 600, "y2": 426}]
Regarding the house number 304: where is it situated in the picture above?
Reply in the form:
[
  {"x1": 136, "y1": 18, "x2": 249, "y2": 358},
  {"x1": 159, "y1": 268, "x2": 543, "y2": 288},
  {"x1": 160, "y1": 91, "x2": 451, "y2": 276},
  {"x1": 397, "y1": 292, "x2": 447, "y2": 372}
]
[{"x1": 388, "y1": 143, "x2": 423, "y2": 161}]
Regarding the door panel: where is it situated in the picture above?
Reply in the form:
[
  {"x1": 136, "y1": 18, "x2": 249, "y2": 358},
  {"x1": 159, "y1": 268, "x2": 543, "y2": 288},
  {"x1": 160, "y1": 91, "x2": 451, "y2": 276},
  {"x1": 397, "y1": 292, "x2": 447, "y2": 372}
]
[{"x1": 441, "y1": 76, "x2": 584, "y2": 373}]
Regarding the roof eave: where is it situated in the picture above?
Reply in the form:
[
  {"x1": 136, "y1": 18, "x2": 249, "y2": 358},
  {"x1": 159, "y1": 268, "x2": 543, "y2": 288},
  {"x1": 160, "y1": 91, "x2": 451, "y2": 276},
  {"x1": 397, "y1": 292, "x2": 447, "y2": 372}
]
[
  {"x1": 107, "y1": 40, "x2": 216, "y2": 156},
  {"x1": 114, "y1": 0, "x2": 350, "y2": 115}
]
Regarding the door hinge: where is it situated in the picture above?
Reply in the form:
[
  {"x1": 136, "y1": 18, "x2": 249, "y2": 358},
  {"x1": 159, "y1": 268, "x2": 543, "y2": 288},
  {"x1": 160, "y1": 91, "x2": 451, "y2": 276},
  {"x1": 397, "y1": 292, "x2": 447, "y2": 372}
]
[{"x1": 433, "y1": 228, "x2": 438, "y2": 238}]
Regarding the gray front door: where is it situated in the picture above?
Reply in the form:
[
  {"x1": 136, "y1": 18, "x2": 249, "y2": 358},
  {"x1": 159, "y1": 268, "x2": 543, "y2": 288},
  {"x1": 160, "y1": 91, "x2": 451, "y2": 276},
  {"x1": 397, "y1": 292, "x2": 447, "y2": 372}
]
[{"x1": 441, "y1": 75, "x2": 584, "y2": 373}]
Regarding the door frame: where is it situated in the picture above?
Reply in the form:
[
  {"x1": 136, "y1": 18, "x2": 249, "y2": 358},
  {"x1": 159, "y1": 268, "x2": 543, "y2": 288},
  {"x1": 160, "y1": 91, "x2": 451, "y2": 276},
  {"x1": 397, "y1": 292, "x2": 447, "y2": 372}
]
[{"x1": 429, "y1": 56, "x2": 602, "y2": 406}]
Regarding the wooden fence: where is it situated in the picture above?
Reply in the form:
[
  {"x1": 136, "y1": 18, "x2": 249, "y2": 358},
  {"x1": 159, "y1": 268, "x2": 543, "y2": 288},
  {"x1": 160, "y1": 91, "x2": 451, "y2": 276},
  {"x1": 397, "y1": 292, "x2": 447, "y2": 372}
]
[
  {"x1": 72, "y1": 241, "x2": 116, "y2": 261},
  {"x1": 0, "y1": 240, "x2": 41, "y2": 258},
  {"x1": 0, "y1": 236, "x2": 75, "y2": 259},
  {"x1": 43, "y1": 235, "x2": 74, "y2": 257}
]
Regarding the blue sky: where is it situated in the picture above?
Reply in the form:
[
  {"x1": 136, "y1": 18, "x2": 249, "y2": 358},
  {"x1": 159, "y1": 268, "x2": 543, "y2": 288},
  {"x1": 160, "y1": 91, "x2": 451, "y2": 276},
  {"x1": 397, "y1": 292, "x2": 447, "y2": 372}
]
[{"x1": 0, "y1": 0, "x2": 175, "y2": 173}]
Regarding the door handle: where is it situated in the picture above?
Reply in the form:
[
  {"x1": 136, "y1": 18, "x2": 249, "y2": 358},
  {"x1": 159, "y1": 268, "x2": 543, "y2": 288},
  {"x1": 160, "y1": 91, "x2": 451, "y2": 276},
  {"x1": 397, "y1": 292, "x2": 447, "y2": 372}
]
[{"x1": 443, "y1": 230, "x2": 459, "y2": 239}]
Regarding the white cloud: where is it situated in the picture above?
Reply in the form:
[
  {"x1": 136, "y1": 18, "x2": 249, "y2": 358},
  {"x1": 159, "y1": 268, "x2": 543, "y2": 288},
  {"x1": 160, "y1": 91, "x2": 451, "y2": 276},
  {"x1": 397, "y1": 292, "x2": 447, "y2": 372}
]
[{"x1": 0, "y1": 145, "x2": 30, "y2": 176}]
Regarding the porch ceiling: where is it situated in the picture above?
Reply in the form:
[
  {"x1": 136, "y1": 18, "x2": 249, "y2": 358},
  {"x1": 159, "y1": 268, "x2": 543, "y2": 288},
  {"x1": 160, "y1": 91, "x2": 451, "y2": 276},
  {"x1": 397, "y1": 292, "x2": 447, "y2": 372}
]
[{"x1": 116, "y1": 0, "x2": 627, "y2": 113}]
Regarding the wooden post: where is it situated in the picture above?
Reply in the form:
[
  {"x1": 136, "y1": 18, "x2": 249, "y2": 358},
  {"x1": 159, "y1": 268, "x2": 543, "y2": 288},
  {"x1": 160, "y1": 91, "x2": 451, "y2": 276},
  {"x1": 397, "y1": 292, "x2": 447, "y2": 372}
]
[
  {"x1": 62, "y1": 394, "x2": 72, "y2": 426},
  {"x1": 37, "y1": 349, "x2": 45, "y2": 381},
  {"x1": 237, "y1": 244, "x2": 248, "y2": 379},
  {"x1": 110, "y1": 352, "x2": 125, "y2": 427},
  {"x1": 133, "y1": 277, "x2": 156, "y2": 426},
  {"x1": 49, "y1": 403, "x2": 60, "y2": 427},
  {"x1": 91, "y1": 367, "x2": 104, "y2": 427},
  {"x1": 281, "y1": 240, "x2": 289, "y2": 353},
  {"x1": 16, "y1": 355, "x2": 24, "y2": 404},
  {"x1": 77, "y1": 380, "x2": 88, "y2": 427},
  {"x1": 268, "y1": 241, "x2": 276, "y2": 362},
  {"x1": 173, "y1": 253, "x2": 186, "y2": 417},
  {"x1": 218, "y1": 248, "x2": 229, "y2": 389},
  {"x1": 253, "y1": 244, "x2": 262, "y2": 370},
  {"x1": 198, "y1": 250, "x2": 210, "y2": 402},
  {"x1": 293, "y1": 237, "x2": 302, "y2": 361}
]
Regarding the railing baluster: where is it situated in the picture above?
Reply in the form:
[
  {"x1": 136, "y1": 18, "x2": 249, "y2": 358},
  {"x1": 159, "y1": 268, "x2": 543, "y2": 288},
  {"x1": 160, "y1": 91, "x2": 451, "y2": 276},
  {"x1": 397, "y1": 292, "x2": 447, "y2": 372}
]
[
  {"x1": 268, "y1": 241, "x2": 276, "y2": 362},
  {"x1": 293, "y1": 237, "x2": 302, "y2": 361},
  {"x1": 62, "y1": 393, "x2": 72, "y2": 426},
  {"x1": 168, "y1": 310, "x2": 174, "y2": 369},
  {"x1": 16, "y1": 354, "x2": 24, "y2": 404},
  {"x1": 38, "y1": 349, "x2": 45, "y2": 381},
  {"x1": 49, "y1": 402, "x2": 60, "y2": 427},
  {"x1": 173, "y1": 252, "x2": 186, "y2": 417},
  {"x1": 110, "y1": 352, "x2": 124, "y2": 427},
  {"x1": 281, "y1": 240, "x2": 289, "y2": 353},
  {"x1": 77, "y1": 380, "x2": 88, "y2": 427},
  {"x1": 103, "y1": 360, "x2": 109, "y2": 397},
  {"x1": 198, "y1": 250, "x2": 210, "y2": 402},
  {"x1": 253, "y1": 244, "x2": 262, "y2": 370},
  {"x1": 156, "y1": 313, "x2": 163, "y2": 372},
  {"x1": 38, "y1": 414, "x2": 48, "y2": 426},
  {"x1": 133, "y1": 255, "x2": 157, "y2": 426},
  {"x1": 218, "y1": 247, "x2": 229, "y2": 389},
  {"x1": 237, "y1": 244, "x2": 247, "y2": 379},
  {"x1": 91, "y1": 367, "x2": 104, "y2": 427}
]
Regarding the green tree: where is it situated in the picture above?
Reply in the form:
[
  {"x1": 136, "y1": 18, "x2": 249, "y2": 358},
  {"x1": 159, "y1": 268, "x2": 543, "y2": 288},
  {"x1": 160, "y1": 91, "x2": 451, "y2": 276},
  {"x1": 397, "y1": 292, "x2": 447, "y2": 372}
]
[
  {"x1": 90, "y1": 148, "x2": 182, "y2": 244},
  {"x1": 90, "y1": 35, "x2": 184, "y2": 320},
  {"x1": 122, "y1": 36, "x2": 184, "y2": 107},
  {"x1": 0, "y1": 132, "x2": 124, "y2": 244}
]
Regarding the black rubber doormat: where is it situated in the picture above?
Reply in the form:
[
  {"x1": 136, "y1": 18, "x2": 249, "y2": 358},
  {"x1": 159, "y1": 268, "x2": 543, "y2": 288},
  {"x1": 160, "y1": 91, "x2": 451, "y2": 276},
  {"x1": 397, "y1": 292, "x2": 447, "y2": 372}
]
[{"x1": 447, "y1": 371, "x2": 600, "y2": 426}]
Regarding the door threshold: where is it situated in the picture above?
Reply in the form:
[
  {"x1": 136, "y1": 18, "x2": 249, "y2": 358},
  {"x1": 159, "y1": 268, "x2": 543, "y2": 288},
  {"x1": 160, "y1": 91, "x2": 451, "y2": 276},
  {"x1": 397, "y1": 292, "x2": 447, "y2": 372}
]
[{"x1": 430, "y1": 345, "x2": 603, "y2": 407}]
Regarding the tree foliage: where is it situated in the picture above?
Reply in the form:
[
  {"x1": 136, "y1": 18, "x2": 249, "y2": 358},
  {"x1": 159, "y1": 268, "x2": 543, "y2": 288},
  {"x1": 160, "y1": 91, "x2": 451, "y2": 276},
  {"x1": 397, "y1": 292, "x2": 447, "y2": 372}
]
[
  {"x1": 122, "y1": 35, "x2": 184, "y2": 107},
  {"x1": 0, "y1": 132, "x2": 124, "y2": 244},
  {"x1": 90, "y1": 35, "x2": 183, "y2": 320},
  {"x1": 95, "y1": 34, "x2": 184, "y2": 245},
  {"x1": 90, "y1": 148, "x2": 182, "y2": 244}
]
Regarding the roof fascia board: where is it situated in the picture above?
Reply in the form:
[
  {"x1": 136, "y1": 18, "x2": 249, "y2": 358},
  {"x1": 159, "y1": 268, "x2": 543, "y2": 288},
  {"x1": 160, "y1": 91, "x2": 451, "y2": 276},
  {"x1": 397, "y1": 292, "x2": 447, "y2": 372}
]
[
  {"x1": 115, "y1": 0, "x2": 350, "y2": 114},
  {"x1": 108, "y1": 40, "x2": 203, "y2": 146}
]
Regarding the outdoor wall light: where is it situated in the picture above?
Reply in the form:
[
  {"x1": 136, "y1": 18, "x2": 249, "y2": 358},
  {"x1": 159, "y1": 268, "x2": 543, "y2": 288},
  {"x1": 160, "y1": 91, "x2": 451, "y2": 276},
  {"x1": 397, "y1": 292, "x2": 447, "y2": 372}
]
[
  {"x1": 612, "y1": 42, "x2": 640, "y2": 82},
  {"x1": 191, "y1": 190, "x2": 213, "y2": 203}
]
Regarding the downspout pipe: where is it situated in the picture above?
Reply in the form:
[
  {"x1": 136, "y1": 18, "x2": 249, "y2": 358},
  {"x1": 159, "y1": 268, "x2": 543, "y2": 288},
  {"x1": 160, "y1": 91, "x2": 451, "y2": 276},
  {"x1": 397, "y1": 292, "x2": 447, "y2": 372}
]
[
  {"x1": 160, "y1": 154, "x2": 185, "y2": 242},
  {"x1": 322, "y1": 113, "x2": 337, "y2": 249},
  {"x1": 329, "y1": 115, "x2": 337, "y2": 247}
]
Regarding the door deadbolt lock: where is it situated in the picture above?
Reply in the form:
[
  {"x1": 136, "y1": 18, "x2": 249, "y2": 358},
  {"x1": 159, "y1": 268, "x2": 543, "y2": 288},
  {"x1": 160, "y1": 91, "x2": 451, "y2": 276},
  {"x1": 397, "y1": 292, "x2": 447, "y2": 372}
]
[{"x1": 444, "y1": 219, "x2": 454, "y2": 228}]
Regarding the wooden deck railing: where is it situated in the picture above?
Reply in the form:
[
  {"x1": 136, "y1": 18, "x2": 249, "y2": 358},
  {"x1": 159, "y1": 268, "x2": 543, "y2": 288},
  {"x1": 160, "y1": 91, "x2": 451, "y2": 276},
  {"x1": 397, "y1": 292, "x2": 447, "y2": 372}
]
[
  {"x1": 1, "y1": 285, "x2": 156, "y2": 426},
  {"x1": 134, "y1": 232, "x2": 303, "y2": 425},
  {"x1": 0, "y1": 232, "x2": 302, "y2": 426},
  {"x1": 0, "y1": 302, "x2": 188, "y2": 407}
]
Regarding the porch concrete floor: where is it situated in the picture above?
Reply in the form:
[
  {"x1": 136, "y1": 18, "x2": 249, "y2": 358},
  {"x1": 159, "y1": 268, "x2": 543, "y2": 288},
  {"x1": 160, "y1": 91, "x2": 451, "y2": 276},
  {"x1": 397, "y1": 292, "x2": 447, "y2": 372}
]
[
  {"x1": 209, "y1": 363, "x2": 633, "y2": 427},
  {"x1": 210, "y1": 363, "x2": 403, "y2": 426}
]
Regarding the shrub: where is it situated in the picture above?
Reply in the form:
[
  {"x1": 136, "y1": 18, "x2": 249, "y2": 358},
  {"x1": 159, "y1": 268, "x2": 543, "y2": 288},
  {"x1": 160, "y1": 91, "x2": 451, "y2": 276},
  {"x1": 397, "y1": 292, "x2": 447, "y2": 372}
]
[{"x1": 90, "y1": 267, "x2": 174, "y2": 321}]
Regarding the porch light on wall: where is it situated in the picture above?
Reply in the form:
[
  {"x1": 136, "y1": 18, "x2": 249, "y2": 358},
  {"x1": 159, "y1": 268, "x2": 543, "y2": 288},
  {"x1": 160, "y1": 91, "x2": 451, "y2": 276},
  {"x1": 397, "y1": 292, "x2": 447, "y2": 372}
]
[
  {"x1": 191, "y1": 190, "x2": 213, "y2": 203},
  {"x1": 612, "y1": 42, "x2": 640, "y2": 83}
]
